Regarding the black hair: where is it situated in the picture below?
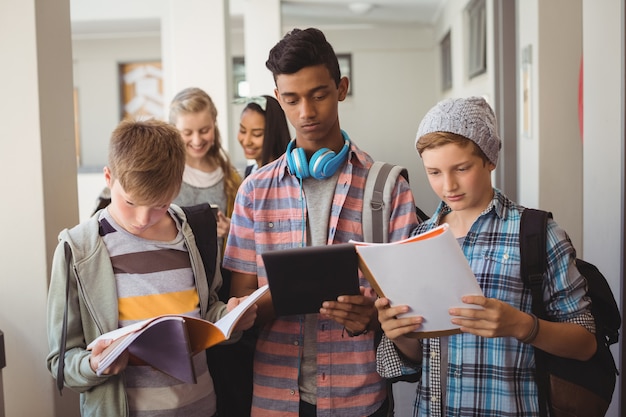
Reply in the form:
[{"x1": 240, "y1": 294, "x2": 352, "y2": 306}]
[
  {"x1": 265, "y1": 28, "x2": 341, "y2": 87},
  {"x1": 242, "y1": 95, "x2": 291, "y2": 166}
]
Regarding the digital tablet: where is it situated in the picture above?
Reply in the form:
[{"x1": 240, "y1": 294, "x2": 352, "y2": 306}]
[{"x1": 262, "y1": 244, "x2": 360, "y2": 316}]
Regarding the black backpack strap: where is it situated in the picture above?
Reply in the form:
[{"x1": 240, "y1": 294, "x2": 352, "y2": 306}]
[
  {"x1": 520, "y1": 209, "x2": 552, "y2": 319},
  {"x1": 519, "y1": 208, "x2": 553, "y2": 417},
  {"x1": 415, "y1": 205, "x2": 430, "y2": 223},
  {"x1": 180, "y1": 204, "x2": 218, "y2": 288}
]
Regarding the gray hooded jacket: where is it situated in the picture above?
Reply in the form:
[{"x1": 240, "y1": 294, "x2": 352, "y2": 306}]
[{"x1": 46, "y1": 205, "x2": 226, "y2": 417}]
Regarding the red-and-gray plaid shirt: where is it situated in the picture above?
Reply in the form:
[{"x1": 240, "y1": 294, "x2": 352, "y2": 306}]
[{"x1": 223, "y1": 139, "x2": 418, "y2": 417}]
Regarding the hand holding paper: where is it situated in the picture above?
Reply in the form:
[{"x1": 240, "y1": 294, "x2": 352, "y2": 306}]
[
  {"x1": 89, "y1": 337, "x2": 129, "y2": 376},
  {"x1": 87, "y1": 285, "x2": 268, "y2": 382},
  {"x1": 224, "y1": 292, "x2": 259, "y2": 333},
  {"x1": 352, "y1": 224, "x2": 483, "y2": 338},
  {"x1": 375, "y1": 296, "x2": 423, "y2": 360}
]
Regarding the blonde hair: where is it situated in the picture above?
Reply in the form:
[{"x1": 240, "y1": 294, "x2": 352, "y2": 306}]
[
  {"x1": 416, "y1": 131, "x2": 491, "y2": 166},
  {"x1": 169, "y1": 87, "x2": 241, "y2": 213},
  {"x1": 108, "y1": 119, "x2": 185, "y2": 204}
]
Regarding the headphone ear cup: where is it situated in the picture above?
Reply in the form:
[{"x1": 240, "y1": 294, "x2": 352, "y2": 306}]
[
  {"x1": 308, "y1": 139, "x2": 350, "y2": 179},
  {"x1": 286, "y1": 138, "x2": 350, "y2": 180},
  {"x1": 290, "y1": 147, "x2": 310, "y2": 179},
  {"x1": 308, "y1": 148, "x2": 336, "y2": 180}
]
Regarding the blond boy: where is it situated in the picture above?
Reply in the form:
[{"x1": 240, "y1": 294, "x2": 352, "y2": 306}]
[{"x1": 47, "y1": 119, "x2": 255, "y2": 417}]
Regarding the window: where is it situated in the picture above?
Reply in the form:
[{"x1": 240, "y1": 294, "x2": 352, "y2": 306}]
[
  {"x1": 440, "y1": 31, "x2": 452, "y2": 91},
  {"x1": 119, "y1": 61, "x2": 164, "y2": 121},
  {"x1": 337, "y1": 53, "x2": 353, "y2": 96},
  {"x1": 233, "y1": 57, "x2": 247, "y2": 98},
  {"x1": 467, "y1": 0, "x2": 486, "y2": 79}
]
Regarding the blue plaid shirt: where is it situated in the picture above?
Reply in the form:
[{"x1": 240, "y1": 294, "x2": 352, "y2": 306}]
[{"x1": 377, "y1": 189, "x2": 594, "y2": 417}]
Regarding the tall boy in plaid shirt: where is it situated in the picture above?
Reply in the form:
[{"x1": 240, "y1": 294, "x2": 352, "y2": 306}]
[{"x1": 223, "y1": 28, "x2": 418, "y2": 417}]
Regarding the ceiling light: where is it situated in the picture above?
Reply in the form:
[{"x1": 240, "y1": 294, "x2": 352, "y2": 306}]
[{"x1": 348, "y1": 2, "x2": 375, "y2": 15}]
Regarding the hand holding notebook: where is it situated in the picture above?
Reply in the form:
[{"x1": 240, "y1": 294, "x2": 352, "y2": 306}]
[
  {"x1": 87, "y1": 285, "x2": 268, "y2": 382},
  {"x1": 352, "y1": 224, "x2": 484, "y2": 337}
]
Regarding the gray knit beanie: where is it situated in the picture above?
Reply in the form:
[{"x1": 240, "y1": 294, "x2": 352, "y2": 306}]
[{"x1": 415, "y1": 96, "x2": 501, "y2": 165}]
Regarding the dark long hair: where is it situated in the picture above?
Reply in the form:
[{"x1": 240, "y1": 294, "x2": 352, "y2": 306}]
[{"x1": 242, "y1": 95, "x2": 291, "y2": 166}]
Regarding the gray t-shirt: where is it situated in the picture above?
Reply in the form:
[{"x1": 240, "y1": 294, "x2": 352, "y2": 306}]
[
  {"x1": 298, "y1": 171, "x2": 340, "y2": 404},
  {"x1": 173, "y1": 181, "x2": 227, "y2": 214}
]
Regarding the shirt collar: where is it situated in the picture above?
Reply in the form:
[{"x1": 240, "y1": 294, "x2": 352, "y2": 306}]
[{"x1": 432, "y1": 188, "x2": 508, "y2": 224}]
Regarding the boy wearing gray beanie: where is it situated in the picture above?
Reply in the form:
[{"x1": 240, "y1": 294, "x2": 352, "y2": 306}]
[{"x1": 375, "y1": 97, "x2": 596, "y2": 416}]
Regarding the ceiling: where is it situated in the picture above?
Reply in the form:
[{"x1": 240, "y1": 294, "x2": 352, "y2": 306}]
[
  {"x1": 272, "y1": 0, "x2": 443, "y2": 27},
  {"x1": 71, "y1": 0, "x2": 444, "y2": 38}
]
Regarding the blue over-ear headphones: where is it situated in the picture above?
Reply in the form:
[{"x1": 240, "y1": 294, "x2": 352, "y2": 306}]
[{"x1": 286, "y1": 132, "x2": 351, "y2": 180}]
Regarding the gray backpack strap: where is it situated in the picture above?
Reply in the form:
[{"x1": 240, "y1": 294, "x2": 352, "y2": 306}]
[
  {"x1": 362, "y1": 161, "x2": 408, "y2": 244},
  {"x1": 362, "y1": 161, "x2": 411, "y2": 417},
  {"x1": 57, "y1": 242, "x2": 73, "y2": 394}
]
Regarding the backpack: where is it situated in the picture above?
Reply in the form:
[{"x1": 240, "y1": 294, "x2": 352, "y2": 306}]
[
  {"x1": 362, "y1": 161, "x2": 429, "y2": 244},
  {"x1": 520, "y1": 208, "x2": 621, "y2": 417},
  {"x1": 180, "y1": 203, "x2": 219, "y2": 288},
  {"x1": 91, "y1": 200, "x2": 219, "y2": 288},
  {"x1": 362, "y1": 161, "x2": 429, "y2": 416}
]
